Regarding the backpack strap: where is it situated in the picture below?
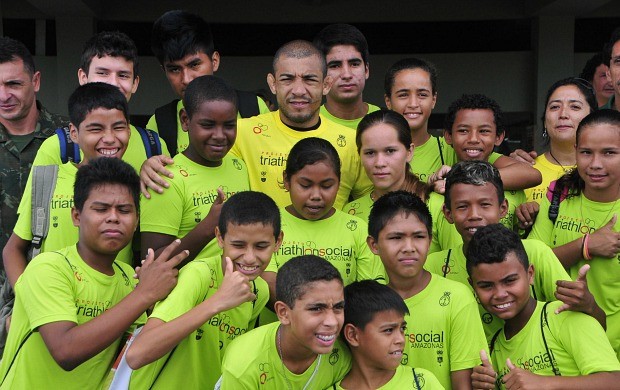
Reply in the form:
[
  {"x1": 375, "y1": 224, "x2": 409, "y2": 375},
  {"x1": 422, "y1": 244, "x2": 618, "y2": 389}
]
[
  {"x1": 546, "y1": 180, "x2": 569, "y2": 223},
  {"x1": 540, "y1": 301, "x2": 561, "y2": 376},
  {"x1": 235, "y1": 90, "x2": 260, "y2": 118},
  {"x1": 30, "y1": 165, "x2": 59, "y2": 259},
  {"x1": 135, "y1": 126, "x2": 162, "y2": 158},
  {"x1": 412, "y1": 367, "x2": 422, "y2": 390},
  {"x1": 154, "y1": 99, "x2": 180, "y2": 156},
  {"x1": 55, "y1": 127, "x2": 81, "y2": 164},
  {"x1": 489, "y1": 328, "x2": 501, "y2": 355},
  {"x1": 442, "y1": 249, "x2": 452, "y2": 278},
  {"x1": 435, "y1": 136, "x2": 445, "y2": 166}
]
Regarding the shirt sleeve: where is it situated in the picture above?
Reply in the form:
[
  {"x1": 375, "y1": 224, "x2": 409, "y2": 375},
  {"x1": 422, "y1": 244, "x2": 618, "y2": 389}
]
[
  {"x1": 448, "y1": 290, "x2": 488, "y2": 371},
  {"x1": 526, "y1": 240, "x2": 570, "y2": 302},
  {"x1": 139, "y1": 176, "x2": 185, "y2": 236},
  {"x1": 528, "y1": 197, "x2": 555, "y2": 245}
]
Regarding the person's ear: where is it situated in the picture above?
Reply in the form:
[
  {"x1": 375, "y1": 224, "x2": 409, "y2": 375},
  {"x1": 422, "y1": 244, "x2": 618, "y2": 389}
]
[
  {"x1": 267, "y1": 73, "x2": 277, "y2": 95},
  {"x1": 499, "y1": 199, "x2": 509, "y2": 219},
  {"x1": 527, "y1": 264, "x2": 534, "y2": 285},
  {"x1": 71, "y1": 207, "x2": 81, "y2": 227},
  {"x1": 211, "y1": 51, "x2": 221, "y2": 72},
  {"x1": 274, "y1": 301, "x2": 291, "y2": 325},
  {"x1": 215, "y1": 226, "x2": 224, "y2": 249},
  {"x1": 366, "y1": 235, "x2": 380, "y2": 255},
  {"x1": 494, "y1": 131, "x2": 505, "y2": 146},
  {"x1": 180, "y1": 108, "x2": 190, "y2": 132},
  {"x1": 322, "y1": 75, "x2": 333, "y2": 96},
  {"x1": 77, "y1": 68, "x2": 88, "y2": 86},
  {"x1": 274, "y1": 231, "x2": 284, "y2": 252},
  {"x1": 69, "y1": 123, "x2": 79, "y2": 144},
  {"x1": 343, "y1": 324, "x2": 360, "y2": 347},
  {"x1": 442, "y1": 204, "x2": 454, "y2": 224},
  {"x1": 443, "y1": 129, "x2": 453, "y2": 145},
  {"x1": 384, "y1": 94, "x2": 392, "y2": 110}
]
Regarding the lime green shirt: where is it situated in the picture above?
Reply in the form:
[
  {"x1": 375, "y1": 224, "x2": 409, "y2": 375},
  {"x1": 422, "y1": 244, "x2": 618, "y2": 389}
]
[
  {"x1": 129, "y1": 256, "x2": 268, "y2": 389},
  {"x1": 334, "y1": 364, "x2": 444, "y2": 389},
  {"x1": 139, "y1": 153, "x2": 249, "y2": 259},
  {"x1": 343, "y1": 192, "x2": 374, "y2": 224},
  {"x1": 0, "y1": 245, "x2": 141, "y2": 389},
  {"x1": 319, "y1": 103, "x2": 380, "y2": 130},
  {"x1": 410, "y1": 136, "x2": 458, "y2": 183}
]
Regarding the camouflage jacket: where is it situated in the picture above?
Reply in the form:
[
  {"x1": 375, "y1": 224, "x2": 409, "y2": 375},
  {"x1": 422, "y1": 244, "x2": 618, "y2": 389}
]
[{"x1": 0, "y1": 101, "x2": 68, "y2": 259}]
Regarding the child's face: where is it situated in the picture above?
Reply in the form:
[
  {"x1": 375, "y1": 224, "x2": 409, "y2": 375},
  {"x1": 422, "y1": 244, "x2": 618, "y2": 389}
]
[
  {"x1": 345, "y1": 310, "x2": 406, "y2": 371},
  {"x1": 79, "y1": 55, "x2": 139, "y2": 101},
  {"x1": 284, "y1": 161, "x2": 339, "y2": 220},
  {"x1": 360, "y1": 123, "x2": 413, "y2": 193},
  {"x1": 164, "y1": 51, "x2": 220, "y2": 98},
  {"x1": 444, "y1": 109, "x2": 504, "y2": 162},
  {"x1": 70, "y1": 108, "x2": 130, "y2": 162},
  {"x1": 71, "y1": 183, "x2": 138, "y2": 257},
  {"x1": 325, "y1": 44, "x2": 368, "y2": 103},
  {"x1": 216, "y1": 222, "x2": 283, "y2": 281},
  {"x1": 469, "y1": 252, "x2": 533, "y2": 321},
  {"x1": 280, "y1": 279, "x2": 345, "y2": 355},
  {"x1": 576, "y1": 123, "x2": 620, "y2": 196},
  {"x1": 444, "y1": 182, "x2": 508, "y2": 244},
  {"x1": 367, "y1": 211, "x2": 430, "y2": 280},
  {"x1": 181, "y1": 100, "x2": 237, "y2": 167},
  {"x1": 384, "y1": 68, "x2": 436, "y2": 132}
]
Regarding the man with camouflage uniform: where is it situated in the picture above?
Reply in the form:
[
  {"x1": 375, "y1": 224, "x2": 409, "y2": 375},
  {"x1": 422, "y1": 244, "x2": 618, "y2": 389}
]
[{"x1": 0, "y1": 37, "x2": 67, "y2": 350}]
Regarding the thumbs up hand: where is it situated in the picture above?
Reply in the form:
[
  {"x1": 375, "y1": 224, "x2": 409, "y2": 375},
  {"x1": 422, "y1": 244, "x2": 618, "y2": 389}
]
[
  {"x1": 502, "y1": 358, "x2": 543, "y2": 390},
  {"x1": 589, "y1": 214, "x2": 620, "y2": 258},
  {"x1": 472, "y1": 350, "x2": 497, "y2": 390}
]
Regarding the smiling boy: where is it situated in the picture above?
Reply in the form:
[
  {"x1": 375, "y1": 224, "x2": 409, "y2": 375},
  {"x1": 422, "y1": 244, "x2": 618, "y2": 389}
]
[
  {"x1": 219, "y1": 255, "x2": 351, "y2": 389},
  {"x1": 468, "y1": 225, "x2": 620, "y2": 390}
]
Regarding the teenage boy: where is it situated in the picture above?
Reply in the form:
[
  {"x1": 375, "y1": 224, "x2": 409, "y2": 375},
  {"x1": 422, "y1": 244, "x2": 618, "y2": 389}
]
[
  {"x1": 3, "y1": 83, "x2": 136, "y2": 289},
  {"x1": 367, "y1": 190, "x2": 487, "y2": 389},
  {"x1": 219, "y1": 255, "x2": 351, "y2": 389},
  {"x1": 126, "y1": 191, "x2": 282, "y2": 389},
  {"x1": 31, "y1": 31, "x2": 170, "y2": 172},
  {"x1": 336, "y1": 279, "x2": 444, "y2": 389},
  {"x1": 427, "y1": 94, "x2": 534, "y2": 253},
  {"x1": 425, "y1": 161, "x2": 605, "y2": 340},
  {"x1": 139, "y1": 75, "x2": 249, "y2": 264},
  {"x1": 468, "y1": 225, "x2": 620, "y2": 390},
  {"x1": 0, "y1": 157, "x2": 187, "y2": 389},
  {"x1": 313, "y1": 24, "x2": 380, "y2": 130}
]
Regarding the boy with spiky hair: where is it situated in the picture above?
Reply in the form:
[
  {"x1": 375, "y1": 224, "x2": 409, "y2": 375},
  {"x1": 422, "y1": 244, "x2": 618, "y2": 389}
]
[
  {"x1": 468, "y1": 225, "x2": 620, "y2": 390},
  {"x1": 335, "y1": 280, "x2": 443, "y2": 389},
  {"x1": 0, "y1": 157, "x2": 185, "y2": 389},
  {"x1": 219, "y1": 255, "x2": 351, "y2": 389},
  {"x1": 367, "y1": 190, "x2": 486, "y2": 389}
]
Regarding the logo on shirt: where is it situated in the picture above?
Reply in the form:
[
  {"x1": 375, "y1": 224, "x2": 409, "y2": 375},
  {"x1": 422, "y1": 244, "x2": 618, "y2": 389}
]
[
  {"x1": 51, "y1": 194, "x2": 73, "y2": 210},
  {"x1": 53, "y1": 216, "x2": 59, "y2": 228},
  {"x1": 482, "y1": 313, "x2": 493, "y2": 324},
  {"x1": 192, "y1": 188, "x2": 238, "y2": 207},
  {"x1": 232, "y1": 159, "x2": 243, "y2": 170},
  {"x1": 336, "y1": 135, "x2": 346, "y2": 147},
  {"x1": 346, "y1": 219, "x2": 358, "y2": 231},
  {"x1": 278, "y1": 240, "x2": 354, "y2": 262},
  {"x1": 75, "y1": 299, "x2": 111, "y2": 318},
  {"x1": 413, "y1": 372, "x2": 426, "y2": 388},
  {"x1": 439, "y1": 291, "x2": 451, "y2": 306},
  {"x1": 208, "y1": 313, "x2": 248, "y2": 340},
  {"x1": 258, "y1": 363, "x2": 272, "y2": 384},
  {"x1": 554, "y1": 215, "x2": 595, "y2": 235},
  {"x1": 329, "y1": 348, "x2": 340, "y2": 365},
  {"x1": 346, "y1": 202, "x2": 359, "y2": 215},
  {"x1": 407, "y1": 330, "x2": 444, "y2": 349},
  {"x1": 194, "y1": 211, "x2": 202, "y2": 222},
  {"x1": 259, "y1": 152, "x2": 286, "y2": 167},
  {"x1": 253, "y1": 123, "x2": 268, "y2": 135},
  {"x1": 260, "y1": 171, "x2": 267, "y2": 182}
]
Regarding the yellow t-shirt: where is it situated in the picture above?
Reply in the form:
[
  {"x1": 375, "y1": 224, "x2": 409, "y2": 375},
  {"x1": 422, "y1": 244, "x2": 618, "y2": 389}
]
[
  {"x1": 334, "y1": 364, "x2": 445, "y2": 389},
  {"x1": 139, "y1": 153, "x2": 249, "y2": 260},
  {"x1": 229, "y1": 111, "x2": 372, "y2": 209},
  {"x1": 0, "y1": 245, "x2": 142, "y2": 389},
  {"x1": 319, "y1": 103, "x2": 381, "y2": 130},
  {"x1": 147, "y1": 98, "x2": 270, "y2": 154},
  {"x1": 524, "y1": 154, "x2": 574, "y2": 203},
  {"x1": 129, "y1": 256, "x2": 268, "y2": 390}
]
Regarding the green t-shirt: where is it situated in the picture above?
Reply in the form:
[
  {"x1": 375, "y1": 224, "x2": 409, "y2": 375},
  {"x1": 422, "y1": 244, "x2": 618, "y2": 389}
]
[
  {"x1": 139, "y1": 153, "x2": 249, "y2": 259},
  {"x1": 425, "y1": 240, "x2": 571, "y2": 341},
  {"x1": 0, "y1": 245, "x2": 141, "y2": 389},
  {"x1": 410, "y1": 136, "x2": 458, "y2": 183},
  {"x1": 343, "y1": 192, "x2": 374, "y2": 224},
  {"x1": 529, "y1": 193, "x2": 620, "y2": 359},
  {"x1": 524, "y1": 154, "x2": 574, "y2": 204},
  {"x1": 129, "y1": 256, "x2": 268, "y2": 389},
  {"x1": 400, "y1": 274, "x2": 487, "y2": 389},
  {"x1": 147, "y1": 98, "x2": 269, "y2": 154},
  {"x1": 319, "y1": 103, "x2": 381, "y2": 130},
  {"x1": 334, "y1": 364, "x2": 444, "y2": 389},
  {"x1": 219, "y1": 322, "x2": 351, "y2": 389},
  {"x1": 31, "y1": 124, "x2": 170, "y2": 173},
  {"x1": 13, "y1": 162, "x2": 132, "y2": 264},
  {"x1": 491, "y1": 301, "x2": 620, "y2": 389},
  {"x1": 229, "y1": 111, "x2": 372, "y2": 209},
  {"x1": 268, "y1": 208, "x2": 385, "y2": 284},
  {"x1": 427, "y1": 189, "x2": 525, "y2": 254}
]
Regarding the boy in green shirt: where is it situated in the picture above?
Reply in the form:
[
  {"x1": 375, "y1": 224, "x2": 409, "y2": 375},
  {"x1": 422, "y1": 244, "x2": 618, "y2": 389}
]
[
  {"x1": 468, "y1": 225, "x2": 620, "y2": 390},
  {"x1": 335, "y1": 279, "x2": 443, "y2": 389},
  {"x1": 126, "y1": 191, "x2": 283, "y2": 389},
  {"x1": 367, "y1": 190, "x2": 487, "y2": 389},
  {"x1": 425, "y1": 160, "x2": 606, "y2": 341},
  {"x1": 219, "y1": 255, "x2": 351, "y2": 389},
  {"x1": 0, "y1": 157, "x2": 187, "y2": 389},
  {"x1": 139, "y1": 75, "x2": 249, "y2": 265}
]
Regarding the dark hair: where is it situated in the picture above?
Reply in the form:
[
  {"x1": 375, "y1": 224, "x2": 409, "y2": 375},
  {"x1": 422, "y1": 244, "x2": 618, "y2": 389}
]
[
  {"x1": 218, "y1": 191, "x2": 281, "y2": 239},
  {"x1": 313, "y1": 24, "x2": 369, "y2": 65},
  {"x1": 284, "y1": 137, "x2": 341, "y2": 181},
  {"x1": 74, "y1": 157, "x2": 140, "y2": 213},
  {"x1": 444, "y1": 161, "x2": 504, "y2": 211},
  {"x1": 273, "y1": 40, "x2": 326, "y2": 77},
  {"x1": 80, "y1": 31, "x2": 139, "y2": 78},
  {"x1": 554, "y1": 109, "x2": 620, "y2": 199},
  {"x1": 604, "y1": 27, "x2": 620, "y2": 66},
  {"x1": 0, "y1": 36, "x2": 35, "y2": 76},
  {"x1": 151, "y1": 10, "x2": 215, "y2": 65},
  {"x1": 368, "y1": 190, "x2": 431, "y2": 239},
  {"x1": 540, "y1": 77, "x2": 597, "y2": 146},
  {"x1": 357, "y1": 109, "x2": 428, "y2": 198},
  {"x1": 68, "y1": 82, "x2": 129, "y2": 129},
  {"x1": 276, "y1": 255, "x2": 343, "y2": 308},
  {"x1": 466, "y1": 224, "x2": 529, "y2": 276},
  {"x1": 444, "y1": 94, "x2": 504, "y2": 136},
  {"x1": 183, "y1": 75, "x2": 238, "y2": 119},
  {"x1": 579, "y1": 52, "x2": 607, "y2": 83},
  {"x1": 384, "y1": 57, "x2": 437, "y2": 97},
  {"x1": 343, "y1": 280, "x2": 408, "y2": 331}
]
